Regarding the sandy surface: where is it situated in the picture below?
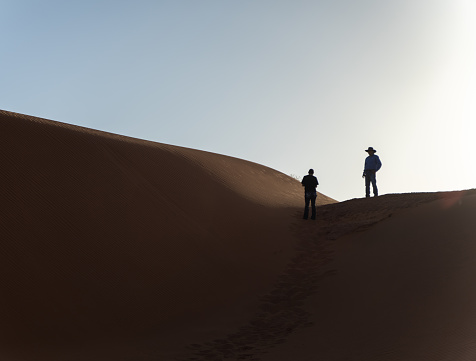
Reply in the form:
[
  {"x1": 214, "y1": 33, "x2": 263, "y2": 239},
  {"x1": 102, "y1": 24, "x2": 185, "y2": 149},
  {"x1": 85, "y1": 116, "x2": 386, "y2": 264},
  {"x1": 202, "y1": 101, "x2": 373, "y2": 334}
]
[
  {"x1": 1, "y1": 109, "x2": 475, "y2": 361},
  {"x1": 260, "y1": 191, "x2": 476, "y2": 361}
]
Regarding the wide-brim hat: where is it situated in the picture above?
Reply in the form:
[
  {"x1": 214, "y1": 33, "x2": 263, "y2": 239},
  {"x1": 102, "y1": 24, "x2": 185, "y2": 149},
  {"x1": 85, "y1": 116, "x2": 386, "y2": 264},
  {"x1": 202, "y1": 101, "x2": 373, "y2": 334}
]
[{"x1": 365, "y1": 147, "x2": 377, "y2": 152}]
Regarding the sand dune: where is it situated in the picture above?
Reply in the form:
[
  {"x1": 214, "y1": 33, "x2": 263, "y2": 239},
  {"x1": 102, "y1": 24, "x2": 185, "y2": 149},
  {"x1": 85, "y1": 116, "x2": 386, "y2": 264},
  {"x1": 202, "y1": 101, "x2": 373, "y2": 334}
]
[
  {"x1": 259, "y1": 190, "x2": 476, "y2": 361},
  {"x1": 1, "y1": 109, "x2": 476, "y2": 361},
  {"x1": 0, "y1": 109, "x2": 333, "y2": 360},
  {"x1": 181, "y1": 190, "x2": 476, "y2": 361}
]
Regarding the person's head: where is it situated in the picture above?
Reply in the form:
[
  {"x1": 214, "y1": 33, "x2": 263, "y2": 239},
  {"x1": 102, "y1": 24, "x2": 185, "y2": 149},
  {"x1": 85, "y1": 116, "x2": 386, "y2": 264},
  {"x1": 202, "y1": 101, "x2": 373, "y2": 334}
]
[
  {"x1": 365, "y1": 147, "x2": 376, "y2": 155},
  {"x1": 308, "y1": 169, "x2": 314, "y2": 175}
]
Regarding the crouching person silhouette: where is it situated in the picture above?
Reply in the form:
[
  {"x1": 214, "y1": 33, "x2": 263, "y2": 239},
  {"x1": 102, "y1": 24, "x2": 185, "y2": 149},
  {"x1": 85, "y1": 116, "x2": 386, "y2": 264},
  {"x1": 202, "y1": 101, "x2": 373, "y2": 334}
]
[{"x1": 301, "y1": 169, "x2": 319, "y2": 220}]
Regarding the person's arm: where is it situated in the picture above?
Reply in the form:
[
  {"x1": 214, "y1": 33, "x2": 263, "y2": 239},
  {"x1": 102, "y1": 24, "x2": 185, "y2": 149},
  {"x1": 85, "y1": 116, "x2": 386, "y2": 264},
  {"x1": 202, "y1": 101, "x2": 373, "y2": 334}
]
[{"x1": 376, "y1": 156, "x2": 382, "y2": 171}]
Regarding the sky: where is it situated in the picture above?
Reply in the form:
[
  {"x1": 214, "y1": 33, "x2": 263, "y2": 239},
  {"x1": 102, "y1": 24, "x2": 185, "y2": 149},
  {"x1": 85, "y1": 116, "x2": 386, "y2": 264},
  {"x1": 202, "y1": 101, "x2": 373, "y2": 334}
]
[{"x1": 1, "y1": 0, "x2": 476, "y2": 201}]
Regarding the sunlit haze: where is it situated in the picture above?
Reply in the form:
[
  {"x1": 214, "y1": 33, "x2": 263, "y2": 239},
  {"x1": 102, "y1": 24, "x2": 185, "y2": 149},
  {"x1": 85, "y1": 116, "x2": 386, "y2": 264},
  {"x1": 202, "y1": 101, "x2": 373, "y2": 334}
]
[{"x1": 2, "y1": 1, "x2": 475, "y2": 201}]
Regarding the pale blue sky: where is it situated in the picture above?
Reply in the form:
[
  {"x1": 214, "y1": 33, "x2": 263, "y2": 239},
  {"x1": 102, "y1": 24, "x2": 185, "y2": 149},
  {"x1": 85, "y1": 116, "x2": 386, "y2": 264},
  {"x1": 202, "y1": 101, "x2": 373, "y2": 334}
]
[{"x1": 2, "y1": 1, "x2": 475, "y2": 201}]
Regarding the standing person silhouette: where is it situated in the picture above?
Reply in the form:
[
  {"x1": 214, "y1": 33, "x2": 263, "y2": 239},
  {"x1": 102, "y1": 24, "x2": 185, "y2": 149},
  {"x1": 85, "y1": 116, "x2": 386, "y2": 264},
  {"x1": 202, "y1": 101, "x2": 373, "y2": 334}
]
[
  {"x1": 362, "y1": 147, "x2": 382, "y2": 198},
  {"x1": 301, "y1": 169, "x2": 319, "y2": 220}
]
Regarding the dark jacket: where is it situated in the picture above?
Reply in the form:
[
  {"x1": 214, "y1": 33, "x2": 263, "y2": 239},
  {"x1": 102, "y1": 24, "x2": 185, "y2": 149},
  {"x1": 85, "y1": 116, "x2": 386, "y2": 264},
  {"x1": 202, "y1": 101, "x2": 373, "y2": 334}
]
[
  {"x1": 301, "y1": 175, "x2": 319, "y2": 192},
  {"x1": 364, "y1": 154, "x2": 382, "y2": 171}
]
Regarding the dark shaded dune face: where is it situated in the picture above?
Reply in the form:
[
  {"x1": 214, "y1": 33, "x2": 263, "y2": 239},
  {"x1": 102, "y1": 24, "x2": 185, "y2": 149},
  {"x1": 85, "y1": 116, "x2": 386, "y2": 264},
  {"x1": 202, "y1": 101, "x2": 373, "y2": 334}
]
[{"x1": 0, "y1": 110, "x2": 335, "y2": 358}]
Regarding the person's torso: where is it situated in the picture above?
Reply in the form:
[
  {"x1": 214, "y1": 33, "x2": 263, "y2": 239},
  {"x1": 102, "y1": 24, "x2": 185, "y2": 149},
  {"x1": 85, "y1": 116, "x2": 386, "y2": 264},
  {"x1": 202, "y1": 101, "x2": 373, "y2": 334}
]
[
  {"x1": 365, "y1": 155, "x2": 380, "y2": 170},
  {"x1": 302, "y1": 175, "x2": 318, "y2": 192}
]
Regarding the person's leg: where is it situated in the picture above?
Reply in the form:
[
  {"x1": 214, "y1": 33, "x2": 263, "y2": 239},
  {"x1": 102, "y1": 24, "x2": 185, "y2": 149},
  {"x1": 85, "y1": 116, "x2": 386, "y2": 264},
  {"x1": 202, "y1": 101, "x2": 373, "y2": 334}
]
[
  {"x1": 310, "y1": 194, "x2": 317, "y2": 220},
  {"x1": 365, "y1": 173, "x2": 371, "y2": 197},
  {"x1": 303, "y1": 195, "x2": 310, "y2": 219},
  {"x1": 370, "y1": 172, "x2": 378, "y2": 196}
]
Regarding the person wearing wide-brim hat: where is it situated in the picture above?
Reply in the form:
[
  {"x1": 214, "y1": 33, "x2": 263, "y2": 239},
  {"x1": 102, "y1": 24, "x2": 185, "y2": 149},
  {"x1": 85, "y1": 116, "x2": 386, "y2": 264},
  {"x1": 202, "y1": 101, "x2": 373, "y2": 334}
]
[{"x1": 362, "y1": 147, "x2": 382, "y2": 197}]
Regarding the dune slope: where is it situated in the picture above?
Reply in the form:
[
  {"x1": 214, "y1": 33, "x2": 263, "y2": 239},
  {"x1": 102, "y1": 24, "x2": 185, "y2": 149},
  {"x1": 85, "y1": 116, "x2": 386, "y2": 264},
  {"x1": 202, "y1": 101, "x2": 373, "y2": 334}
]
[
  {"x1": 0, "y1": 110, "x2": 334, "y2": 360},
  {"x1": 6, "y1": 110, "x2": 474, "y2": 361},
  {"x1": 260, "y1": 190, "x2": 476, "y2": 361}
]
